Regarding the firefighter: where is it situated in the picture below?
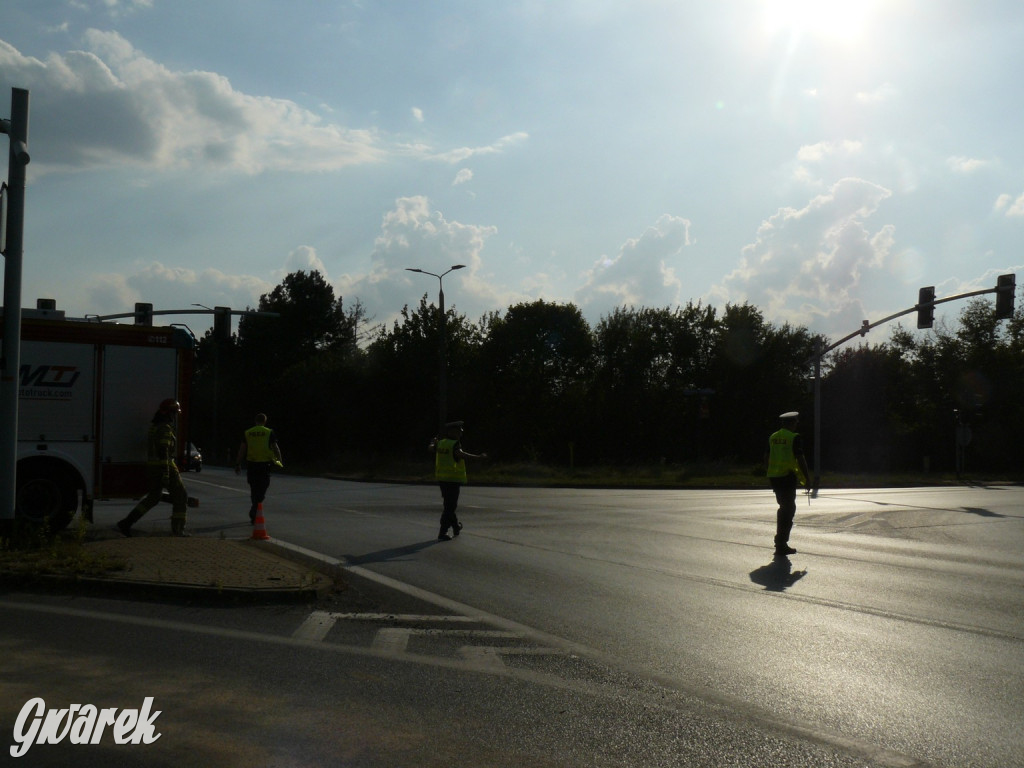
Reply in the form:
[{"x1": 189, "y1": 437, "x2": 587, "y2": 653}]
[
  {"x1": 766, "y1": 411, "x2": 811, "y2": 557},
  {"x1": 117, "y1": 398, "x2": 190, "y2": 537}
]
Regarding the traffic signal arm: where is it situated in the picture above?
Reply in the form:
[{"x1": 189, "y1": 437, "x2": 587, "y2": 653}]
[{"x1": 817, "y1": 276, "x2": 1017, "y2": 358}]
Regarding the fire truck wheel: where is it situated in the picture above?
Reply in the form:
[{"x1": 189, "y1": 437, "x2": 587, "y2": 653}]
[{"x1": 15, "y1": 463, "x2": 78, "y2": 531}]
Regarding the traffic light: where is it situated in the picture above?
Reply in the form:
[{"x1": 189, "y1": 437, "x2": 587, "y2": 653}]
[
  {"x1": 134, "y1": 302, "x2": 153, "y2": 326},
  {"x1": 995, "y1": 273, "x2": 1016, "y2": 320},
  {"x1": 916, "y1": 286, "x2": 935, "y2": 329},
  {"x1": 213, "y1": 306, "x2": 232, "y2": 341}
]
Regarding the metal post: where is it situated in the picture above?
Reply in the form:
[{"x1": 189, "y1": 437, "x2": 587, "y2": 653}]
[
  {"x1": 406, "y1": 265, "x2": 465, "y2": 435},
  {"x1": 437, "y1": 279, "x2": 447, "y2": 434},
  {"x1": 0, "y1": 88, "x2": 30, "y2": 525},
  {"x1": 813, "y1": 338, "x2": 821, "y2": 496}
]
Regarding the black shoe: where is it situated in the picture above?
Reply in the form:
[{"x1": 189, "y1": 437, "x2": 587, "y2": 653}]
[
  {"x1": 116, "y1": 520, "x2": 132, "y2": 538},
  {"x1": 452, "y1": 522, "x2": 463, "y2": 537},
  {"x1": 774, "y1": 545, "x2": 797, "y2": 556},
  {"x1": 438, "y1": 531, "x2": 451, "y2": 541}
]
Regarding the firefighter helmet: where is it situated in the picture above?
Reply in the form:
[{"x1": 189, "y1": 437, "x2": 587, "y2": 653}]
[{"x1": 159, "y1": 398, "x2": 181, "y2": 413}]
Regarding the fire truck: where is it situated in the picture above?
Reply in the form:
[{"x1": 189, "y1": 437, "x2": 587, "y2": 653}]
[{"x1": 10, "y1": 301, "x2": 195, "y2": 530}]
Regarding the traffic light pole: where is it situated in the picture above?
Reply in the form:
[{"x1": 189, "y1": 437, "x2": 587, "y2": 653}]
[
  {"x1": 808, "y1": 278, "x2": 1015, "y2": 494},
  {"x1": 0, "y1": 88, "x2": 30, "y2": 528}
]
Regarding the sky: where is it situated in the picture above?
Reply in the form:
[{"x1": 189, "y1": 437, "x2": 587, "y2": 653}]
[{"x1": 1, "y1": 0, "x2": 1022, "y2": 341}]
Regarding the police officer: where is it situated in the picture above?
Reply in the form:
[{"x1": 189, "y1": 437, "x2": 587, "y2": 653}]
[
  {"x1": 766, "y1": 411, "x2": 811, "y2": 557},
  {"x1": 429, "y1": 421, "x2": 486, "y2": 540},
  {"x1": 117, "y1": 399, "x2": 190, "y2": 537},
  {"x1": 235, "y1": 413, "x2": 283, "y2": 523}
]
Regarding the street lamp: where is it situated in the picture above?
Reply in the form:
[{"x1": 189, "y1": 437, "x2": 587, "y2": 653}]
[{"x1": 406, "y1": 264, "x2": 466, "y2": 433}]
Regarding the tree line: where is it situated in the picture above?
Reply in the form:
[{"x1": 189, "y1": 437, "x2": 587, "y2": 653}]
[{"x1": 189, "y1": 270, "x2": 1023, "y2": 477}]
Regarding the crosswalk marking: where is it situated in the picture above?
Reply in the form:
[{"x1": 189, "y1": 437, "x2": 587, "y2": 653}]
[
  {"x1": 292, "y1": 612, "x2": 336, "y2": 642},
  {"x1": 293, "y1": 610, "x2": 567, "y2": 669},
  {"x1": 458, "y1": 645, "x2": 569, "y2": 670},
  {"x1": 292, "y1": 611, "x2": 476, "y2": 642},
  {"x1": 458, "y1": 645, "x2": 507, "y2": 671},
  {"x1": 327, "y1": 613, "x2": 479, "y2": 622},
  {"x1": 371, "y1": 628, "x2": 521, "y2": 653},
  {"x1": 373, "y1": 627, "x2": 412, "y2": 653}
]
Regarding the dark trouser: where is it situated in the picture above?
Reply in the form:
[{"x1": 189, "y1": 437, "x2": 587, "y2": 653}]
[
  {"x1": 439, "y1": 481, "x2": 462, "y2": 534},
  {"x1": 769, "y1": 473, "x2": 798, "y2": 548},
  {"x1": 247, "y1": 462, "x2": 272, "y2": 518},
  {"x1": 121, "y1": 464, "x2": 188, "y2": 533}
]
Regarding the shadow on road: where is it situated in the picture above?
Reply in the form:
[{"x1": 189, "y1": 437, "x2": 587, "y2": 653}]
[
  {"x1": 345, "y1": 539, "x2": 442, "y2": 565},
  {"x1": 749, "y1": 557, "x2": 808, "y2": 592},
  {"x1": 960, "y1": 506, "x2": 1006, "y2": 518}
]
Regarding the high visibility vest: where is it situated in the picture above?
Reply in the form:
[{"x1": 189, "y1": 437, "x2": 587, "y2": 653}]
[
  {"x1": 244, "y1": 425, "x2": 276, "y2": 462},
  {"x1": 435, "y1": 438, "x2": 467, "y2": 483},
  {"x1": 767, "y1": 428, "x2": 800, "y2": 478}
]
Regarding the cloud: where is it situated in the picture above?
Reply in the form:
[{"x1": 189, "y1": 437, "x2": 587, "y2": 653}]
[
  {"x1": 49, "y1": 198, "x2": 516, "y2": 332},
  {"x1": 575, "y1": 214, "x2": 692, "y2": 316},
  {"x1": 713, "y1": 177, "x2": 895, "y2": 334},
  {"x1": 428, "y1": 132, "x2": 529, "y2": 164},
  {"x1": 797, "y1": 140, "x2": 863, "y2": 164},
  {"x1": 995, "y1": 192, "x2": 1024, "y2": 217},
  {"x1": 0, "y1": 33, "x2": 386, "y2": 175},
  {"x1": 452, "y1": 168, "x2": 474, "y2": 186},
  {"x1": 280, "y1": 245, "x2": 327, "y2": 278},
  {"x1": 82, "y1": 261, "x2": 272, "y2": 319},
  {"x1": 411, "y1": 107, "x2": 424, "y2": 122},
  {"x1": 855, "y1": 82, "x2": 899, "y2": 104},
  {"x1": 794, "y1": 139, "x2": 864, "y2": 185},
  {"x1": 333, "y1": 196, "x2": 512, "y2": 326},
  {"x1": 947, "y1": 156, "x2": 990, "y2": 174}
]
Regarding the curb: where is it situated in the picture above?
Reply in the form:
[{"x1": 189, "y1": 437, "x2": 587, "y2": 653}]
[{"x1": 0, "y1": 571, "x2": 332, "y2": 605}]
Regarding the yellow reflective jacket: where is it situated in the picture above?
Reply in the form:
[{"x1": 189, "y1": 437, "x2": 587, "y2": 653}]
[
  {"x1": 244, "y1": 425, "x2": 277, "y2": 463},
  {"x1": 767, "y1": 428, "x2": 801, "y2": 479},
  {"x1": 435, "y1": 438, "x2": 467, "y2": 483}
]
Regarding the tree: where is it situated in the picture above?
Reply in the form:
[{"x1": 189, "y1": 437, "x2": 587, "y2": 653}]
[
  {"x1": 820, "y1": 345, "x2": 910, "y2": 471},
  {"x1": 707, "y1": 304, "x2": 815, "y2": 462},
  {"x1": 364, "y1": 296, "x2": 482, "y2": 457},
  {"x1": 592, "y1": 304, "x2": 718, "y2": 462},
  {"x1": 194, "y1": 270, "x2": 367, "y2": 464},
  {"x1": 237, "y1": 270, "x2": 361, "y2": 371},
  {"x1": 477, "y1": 301, "x2": 594, "y2": 463}
]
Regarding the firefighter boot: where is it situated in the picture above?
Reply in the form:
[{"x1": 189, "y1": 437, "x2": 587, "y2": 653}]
[
  {"x1": 116, "y1": 507, "x2": 146, "y2": 537},
  {"x1": 171, "y1": 515, "x2": 190, "y2": 537}
]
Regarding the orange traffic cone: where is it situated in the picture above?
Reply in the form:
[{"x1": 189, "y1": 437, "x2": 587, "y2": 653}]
[{"x1": 250, "y1": 503, "x2": 270, "y2": 541}]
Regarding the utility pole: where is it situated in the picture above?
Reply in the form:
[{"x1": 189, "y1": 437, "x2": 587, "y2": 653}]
[{"x1": 0, "y1": 87, "x2": 30, "y2": 529}]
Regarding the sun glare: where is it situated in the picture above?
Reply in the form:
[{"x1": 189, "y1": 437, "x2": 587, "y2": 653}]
[{"x1": 762, "y1": 0, "x2": 875, "y2": 44}]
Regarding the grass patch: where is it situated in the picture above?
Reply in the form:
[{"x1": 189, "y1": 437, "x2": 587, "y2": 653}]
[{"x1": 0, "y1": 517, "x2": 127, "y2": 579}]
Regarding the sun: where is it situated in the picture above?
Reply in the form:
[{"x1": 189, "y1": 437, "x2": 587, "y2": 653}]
[{"x1": 761, "y1": 0, "x2": 877, "y2": 44}]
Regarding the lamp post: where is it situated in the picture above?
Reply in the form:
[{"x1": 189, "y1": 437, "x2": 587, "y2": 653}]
[{"x1": 406, "y1": 265, "x2": 465, "y2": 433}]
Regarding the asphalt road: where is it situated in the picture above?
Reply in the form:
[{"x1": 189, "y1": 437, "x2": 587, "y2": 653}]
[{"x1": 7, "y1": 469, "x2": 1021, "y2": 766}]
